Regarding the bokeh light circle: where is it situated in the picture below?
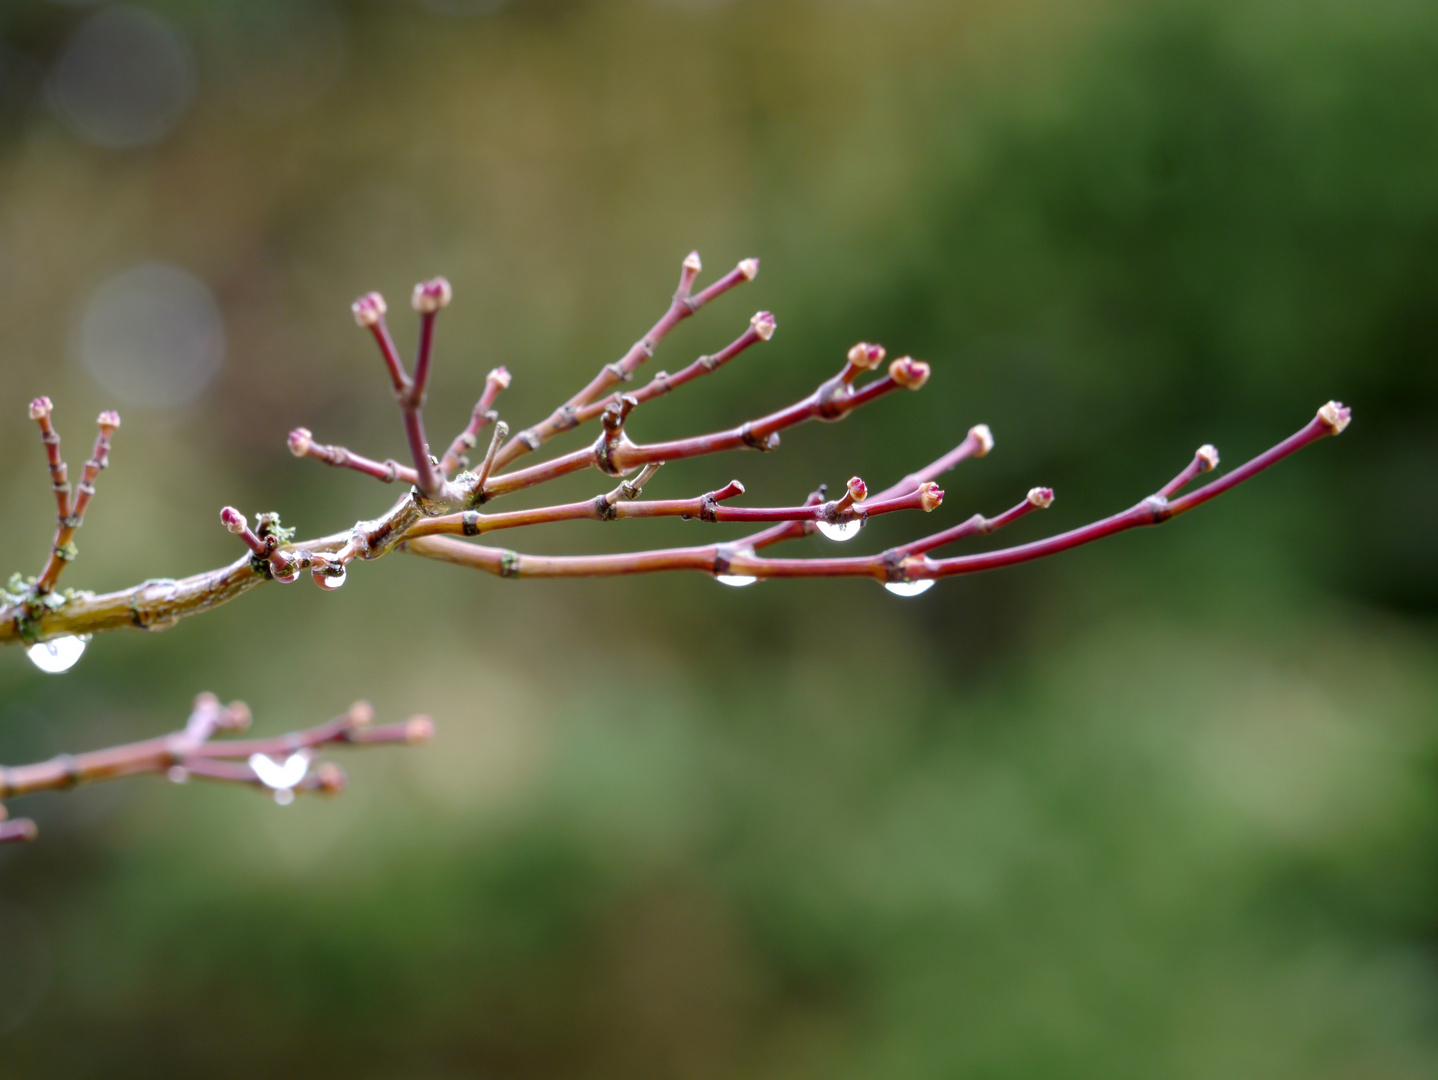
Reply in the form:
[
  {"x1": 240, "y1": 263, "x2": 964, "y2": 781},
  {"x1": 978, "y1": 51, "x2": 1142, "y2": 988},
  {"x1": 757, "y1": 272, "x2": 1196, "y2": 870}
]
[
  {"x1": 46, "y1": 6, "x2": 195, "y2": 148},
  {"x1": 77, "y1": 264, "x2": 225, "y2": 409}
]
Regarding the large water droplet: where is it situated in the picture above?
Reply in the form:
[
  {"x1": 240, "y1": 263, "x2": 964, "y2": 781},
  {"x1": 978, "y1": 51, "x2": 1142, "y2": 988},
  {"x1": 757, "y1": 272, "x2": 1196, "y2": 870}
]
[
  {"x1": 715, "y1": 574, "x2": 758, "y2": 588},
  {"x1": 26, "y1": 634, "x2": 89, "y2": 674},
  {"x1": 271, "y1": 565, "x2": 300, "y2": 584},
  {"x1": 273, "y1": 788, "x2": 295, "y2": 807},
  {"x1": 884, "y1": 580, "x2": 935, "y2": 598},
  {"x1": 312, "y1": 566, "x2": 347, "y2": 591},
  {"x1": 249, "y1": 751, "x2": 310, "y2": 790},
  {"x1": 815, "y1": 520, "x2": 861, "y2": 542}
]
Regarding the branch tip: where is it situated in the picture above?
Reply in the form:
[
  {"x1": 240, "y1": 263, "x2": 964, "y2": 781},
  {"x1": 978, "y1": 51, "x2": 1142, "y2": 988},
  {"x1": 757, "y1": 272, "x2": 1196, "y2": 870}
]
[
  {"x1": 96, "y1": 410, "x2": 121, "y2": 431},
  {"x1": 889, "y1": 357, "x2": 930, "y2": 390},
  {"x1": 488, "y1": 366, "x2": 512, "y2": 390},
  {"x1": 1027, "y1": 486, "x2": 1055, "y2": 508},
  {"x1": 28, "y1": 396, "x2": 53, "y2": 420},
  {"x1": 847, "y1": 342, "x2": 886, "y2": 370},
  {"x1": 288, "y1": 427, "x2": 313, "y2": 457},
  {"x1": 919, "y1": 482, "x2": 944, "y2": 512},
  {"x1": 351, "y1": 291, "x2": 386, "y2": 327},
  {"x1": 1197, "y1": 444, "x2": 1219, "y2": 471},
  {"x1": 683, "y1": 250, "x2": 703, "y2": 274},
  {"x1": 406, "y1": 715, "x2": 436, "y2": 743},
  {"x1": 750, "y1": 310, "x2": 777, "y2": 340},
  {"x1": 970, "y1": 423, "x2": 994, "y2": 457},
  {"x1": 219, "y1": 506, "x2": 248, "y2": 535},
  {"x1": 738, "y1": 257, "x2": 759, "y2": 281},
  {"x1": 1318, "y1": 400, "x2": 1352, "y2": 434},
  {"x1": 411, "y1": 276, "x2": 452, "y2": 314}
]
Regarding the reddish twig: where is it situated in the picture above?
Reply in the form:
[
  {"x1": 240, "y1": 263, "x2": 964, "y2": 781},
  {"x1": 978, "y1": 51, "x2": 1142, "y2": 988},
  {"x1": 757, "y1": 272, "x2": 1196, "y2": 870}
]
[
  {"x1": 27, "y1": 399, "x2": 120, "y2": 595},
  {"x1": 287, "y1": 427, "x2": 419, "y2": 486},
  {"x1": 402, "y1": 403, "x2": 1349, "y2": 586},
  {"x1": 404, "y1": 476, "x2": 944, "y2": 538},
  {"x1": 0, "y1": 693, "x2": 433, "y2": 842},
  {"x1": 440, "y1": 366, "x2": 511, "y2": 476},
  {"x1": 493, "y1": 251, "x2": 759, "y2": 469}
]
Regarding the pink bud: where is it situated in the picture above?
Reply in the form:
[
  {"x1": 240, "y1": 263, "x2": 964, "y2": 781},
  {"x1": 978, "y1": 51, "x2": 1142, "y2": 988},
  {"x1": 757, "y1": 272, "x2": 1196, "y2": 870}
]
[
  {"x1": 1196, "y1": 445, "x2": 1219, "y2": 472},
  {"x1": 969, "y1": 424, "x2": 994, "y2": 457},
  {"x1": 889, "y1": 357, "x2": 930, "y2": 390},
  {"x1": 1318, "y1": 400, "x2": 1352, "y2": 434},
  {"x1": 28, "y1": 397, "x2": 53, "y2": 420},
  {"x1": 846, "y1": 342, "x2": 886, "y2": 370},
  {"x1": 351, "y1": 292, "x2": 386, "y2": 327},
  {"x1": 315, "y1": 763, "x2": 347, "y2": 794},
  {"x1": 738, "y1": 258, "x2": 760, "y2": 281},
  {"x1": 287, "y1": 427, "x2": 313, "y2": 457},
  {"x1": 919, "y1": 482, "x2": 944, "y2": 513},
  {"x1": 411, "y1": 277, "x2": 452, "y2": 314},
  {"x1": 1027, "y1": 487, "x2": 1054, "y2": 508},
  {"x1": 846, "y1": 476, "x2": 868, "y2": 502},
  {"x1": 488, "y1": 366, "x2": 512, "y2": 389},
  {"x1": 406, "y1": 716, "x2": 436, "y2": 744},
  {"x1": 219, "y1": 507, "x2": 247, "y2": 534},
  {"x1": 750, "y1": 311, "x2": 777, "y2": 341},
  {"x1": 96, "y1": 410, "x2": 121, "y2": 430},
  {"x1": 683, "y1": 251, "x2": 703, "y2": 273}
]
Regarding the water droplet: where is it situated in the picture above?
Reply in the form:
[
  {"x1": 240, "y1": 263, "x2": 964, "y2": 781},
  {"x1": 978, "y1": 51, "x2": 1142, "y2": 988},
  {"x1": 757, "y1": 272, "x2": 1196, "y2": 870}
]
[
  {"x1": 167, "y1": 766, "x2": 189, "y2": 784},
  {"x1": 715, "y1": 574, "x2": 758, "y2": 588},
  {"x1": 271, "y1": 566, "x2": 300, "y2": 584},
  {"x1": 26, "y1": 634, "x2": 89, "y2": 674},
  {"x1": 816, "y1": 520, "x2": 861, "y2": 542},
  {"x1": 312, "y1": 566, "x2": 347, "y2": 590},
  {"x1": 884, "y1": 580, "x2": 935, "y2": 598},
  {"x1": 273, "y1": 788, "x2": 295, "y2": 807},
  {"x1": 249, "y1": 751, "x2": 310, "y2": 790}
]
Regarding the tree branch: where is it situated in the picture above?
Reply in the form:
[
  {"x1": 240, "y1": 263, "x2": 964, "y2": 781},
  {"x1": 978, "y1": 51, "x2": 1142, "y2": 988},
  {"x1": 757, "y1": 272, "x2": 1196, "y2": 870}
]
[{"x1": 0, "y1": 693, "x2": 433, "y2": 843}]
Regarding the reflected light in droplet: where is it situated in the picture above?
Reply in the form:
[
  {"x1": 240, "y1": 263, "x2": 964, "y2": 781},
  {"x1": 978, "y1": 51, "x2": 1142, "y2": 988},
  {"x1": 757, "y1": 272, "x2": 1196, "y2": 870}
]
[
  {"x1": 313, "y1": 567, "x2": 347, "y2": 591},
  {"x1": 46, "y1": 7, "x2": 195, "y2": 148},
  {"x1": 26, "y1": 634, "x2": 89, "y2": 674},
  {"x1": 250, "y1": 751, "x2": 310, "y2": 790},
  {"x1": 715, "y1": 574, "x2": 758, "y2": 587},
  {"x1": 77, "y1": 264, "x2": 225, "y2": 409},
  {"x1": 815, "y1": 520, "x2": 862, "y2": 542},
  {"x1": 884, "y1": 580, "x2": 935, "y2": 598}
]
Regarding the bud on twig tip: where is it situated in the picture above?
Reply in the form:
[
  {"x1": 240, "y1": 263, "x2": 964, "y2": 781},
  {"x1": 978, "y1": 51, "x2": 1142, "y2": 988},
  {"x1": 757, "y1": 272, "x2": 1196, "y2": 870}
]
[
  {"x1": 751, "y1": 311, "x2": 776, "y2": 340},
  {"x1": 1027, "y1": 487, "x2": 1055, "y2": 508},
  {"x1": 96, "y1": 410, "x2": 121, "y2": 430},
  {"x1": 287, "y1": 428, "x2": 313, "y2": 457},
  {"x1": 847, "y1": 342, "x2": 886, "y2": 370},
  {"x1": 316, "y1": 763, "x2": 347, "y2": 795},
  {"x1": 683, "y1": 250, "x2": 702, "y2": 273},
  {"x1": 412, "y1": 277, "x2": 452, "y2": 313},
  {"x1": 349, "y1": 701, "x2": 375, "y2": 727},
  {"x1": 738, "y1": 258, "x2": 759, "y2": 281},
  {"x1": 1318, "y1": 400, "x2": 1351, "y2": 434},
  {"x1": 847, "y1": 476, "x2": 868, "y2": 502},
  {"x1": 351, "y1": 292, "x2": 386, "y2": 327},
  {"x1": 889, "y1": 357, "x2": 930, "y2": 390},
  {"x1": 488, "y1": 366, "x2": 512, "y2": 389},
  {"x1": 406, "y1": 716, "x2": 436, "y2": 744},
  {"x1": 970, "y1": 424, "x2": 994, "y2": 457},
  {"x1": 219, "y1": 507, "x2": 247, "y2": 534},
  {"x1": 28, "y1": 397, "x2": 52, "y2": 420},
  {"x1": 1197, "y1": 445, "x2": 1219, "y2": 471},
  {"x1": 919, "y1": 482, "x2": 944, "y2": 513}
]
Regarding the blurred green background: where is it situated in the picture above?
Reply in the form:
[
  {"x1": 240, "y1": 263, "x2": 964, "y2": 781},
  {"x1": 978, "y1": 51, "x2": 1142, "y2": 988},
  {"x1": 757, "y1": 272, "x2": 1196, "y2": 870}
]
[{"x1": 0, "y1": 0, "x2": 1435, "y2": 1076}]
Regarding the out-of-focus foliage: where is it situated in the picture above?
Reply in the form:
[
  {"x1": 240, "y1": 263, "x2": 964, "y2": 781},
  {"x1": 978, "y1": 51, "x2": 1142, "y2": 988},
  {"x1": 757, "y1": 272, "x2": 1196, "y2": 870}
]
[{"x1": 0, "y1": 0, "x2": 1434, "y2": 1076}]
